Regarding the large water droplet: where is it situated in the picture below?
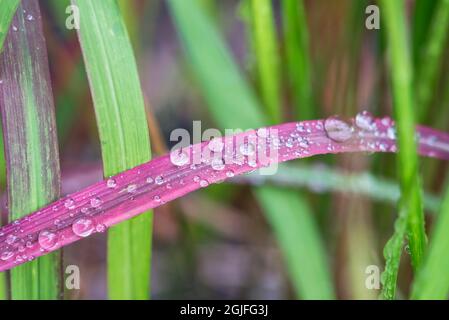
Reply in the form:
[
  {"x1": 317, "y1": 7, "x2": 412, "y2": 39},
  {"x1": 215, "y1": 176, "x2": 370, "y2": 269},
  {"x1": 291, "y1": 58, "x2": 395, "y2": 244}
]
[
  {"x1": 170, "y1": 149, "x2": 189, "y2": 166},
  {"x1": 38, "y1": 230, "x2": 58, "y2": 250},
  {"x1": 208, "y1": 138, "x2": 224, "y2": 153},
  {"x1": 324, "y1": 117, "x2": 353, "y2": 142},
  {"x1": 355, "y1": 111, "x2": 375, "y2": 131},
  {"x1": 239, "y1": 142, "x2": 256, "y2": 156},
  {"x1": 72, "y1": 218, "x2": 94, "y2": 237}
]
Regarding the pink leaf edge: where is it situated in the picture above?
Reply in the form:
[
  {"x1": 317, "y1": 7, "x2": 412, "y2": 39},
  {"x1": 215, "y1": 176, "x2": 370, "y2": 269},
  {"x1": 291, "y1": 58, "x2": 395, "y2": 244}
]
[{"x1": 1, "y1": 114, "x2": 449, "y2": 271}]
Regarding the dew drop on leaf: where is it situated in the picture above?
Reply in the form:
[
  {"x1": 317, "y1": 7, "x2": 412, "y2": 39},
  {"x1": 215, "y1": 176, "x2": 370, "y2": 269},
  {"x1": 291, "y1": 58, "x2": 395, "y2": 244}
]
[
  {"x1": 90, "y1": 197, "x2": 102, "y2": 208},
  {"x1": 64, "y1": 198, "x2": 75, "y2": 209},
  {"x1": 170, "y1": 149, "x2": 189, "y2": 166},
  {"x1": 38, "y1": 230, "x2": 58, "y2": 250},
  {"x1": 72, "y1": 218, "x2": 94, "y2": 237},
  {"x1": 355, "y1": 111, "x2": 375, "y2": 131},
  {"x1": 324, "y1": 116, "x2": 353, "y2": 142},
  {"x1": 211, "y1": 158, "x2": 225, "y2": 171},
  {"x1": 107, "y1": 178, "x2": 117, "y2": 189},
  {"x1": 1, "y1": 251, "x2": 13, "y2": 261}
]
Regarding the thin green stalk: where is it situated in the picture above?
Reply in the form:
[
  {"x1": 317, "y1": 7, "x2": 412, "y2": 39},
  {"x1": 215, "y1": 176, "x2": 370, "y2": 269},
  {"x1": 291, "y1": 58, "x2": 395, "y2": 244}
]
[
  {"x1": 415, "y1": 0, "x2": 449, "y2": 122},
  {"x1": 411, "y1": 178, "x2": 449, "y2": 299},
  {"x1": 282, "y1": 0, "x2": 314, "y2": 120},
  {"x1": 379, "y1": 0, "x2": 426, "y2": 299},
  {"x1": 0, "y1": 0, "x2": 19, "y2": 53},
  {"x1": 0, "y1": 0, "x2": 61, "y2": 299},
  {"x1": 0, "y1": 0, "x2": 15, "y2": 300},
  {"x1": 169, "y1": 0, "x2": 334, "y2": 299},
  {"x1": 248, "y1": 0, "x2": 281, "y2": 123},
  {"x1": 74, "y1": 0, "x2": 152, "y2": 300}
]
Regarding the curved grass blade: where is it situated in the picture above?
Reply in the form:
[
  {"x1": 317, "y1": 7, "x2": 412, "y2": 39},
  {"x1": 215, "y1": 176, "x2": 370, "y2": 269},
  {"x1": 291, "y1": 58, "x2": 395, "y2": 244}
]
[
  {"x1": 281, "y1": 0, "x2": 314, "y2": 120},
  {"x1": 248, "y1": 0, "x2": 281, "y2": 123},
  {"x1": 0, "y1": 0, "x2": 19, "y2": 53},
  {"x1": 0, "y1": 0, "x2": 61, "y2": 299},
  {"x1": 0, "y1": 117, "x2": 448, "y2": 274},
  {"x1": 379, "y1": 0, "x2": 426, "y2": 299},
  {"x1": 415, "y1": 0, "x2": 449, "y2": 122},
  {"x1": 411, "y1": 176, "x2": 449, "y2": 299},
  {"x1": 168, "y1": 0, "x2": 334, "y2": 298},
  {"x1": 73, "y1": 0, "x2": 152, "y2": 300}
]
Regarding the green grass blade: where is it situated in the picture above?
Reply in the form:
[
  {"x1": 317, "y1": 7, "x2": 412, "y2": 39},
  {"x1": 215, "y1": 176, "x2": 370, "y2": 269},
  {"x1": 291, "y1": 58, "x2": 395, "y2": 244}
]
[
  {"x1": 0, "y1": 0, "x2": 19, "y2": 53},
  {"x1": 411, "y1": 178, "x2": 449, "y2": 299},
  {"x1": 73, "y1": 0, "x2": 152, "y2": 300},
  {"x1": 168, "y1": 0, "x2": 334, "y2": 299},
  {"x1": 415, "y1": 0, "x2": 449, "y2": 122},
  {"x1": 412, "y1": 0, "x2": 438, "y2": 67},
  {"x1": 0, "y1": 0, "x2": 61, "y2": 300},
  {"x1": 248, "y1": 0, "x2": 281, "y2": 123},
  {"x1": 379, "y1": 0, "x2": 426, "y2": 299},
  {"x1": 281, "y1": 0, "x2": 314, "y2": 120}
]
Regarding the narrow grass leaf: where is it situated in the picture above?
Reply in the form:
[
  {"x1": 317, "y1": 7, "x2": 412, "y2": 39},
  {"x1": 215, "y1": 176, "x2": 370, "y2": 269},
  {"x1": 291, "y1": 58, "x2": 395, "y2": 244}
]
[
  {"x1": 248, "y1": 0, "x2": 281, "y2": 123},
  {"x1": 411, "y1": 176, "x2": 449, "y2": 299},
  {"x1": 73, "y1": 0, "x2": 153, "y2": 300},
  {"x1": 0, "y1": 0, "x2": 61, "y2": 299},
  {"x1": 0, "y1": 117, "x2": 448, "y2": 273},
  {"x1": 415, "y1": 0, "x2": 449, "y2": 122},
  {"x1": 379, "y1": 0, "x2": 426, "y2": 299},
  {"x1": 281, "y1": 0, "x2": 314, "y2": 120}
]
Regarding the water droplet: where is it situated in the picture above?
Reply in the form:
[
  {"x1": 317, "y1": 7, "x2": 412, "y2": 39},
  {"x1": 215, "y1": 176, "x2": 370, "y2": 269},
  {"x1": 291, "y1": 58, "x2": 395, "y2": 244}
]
[
  {"x1": 387, "y1": 127, "x2": 396, "y2": 140},
  {"x1": 26, "y1": 14, "x2": 34, "y2": 21},
  {"x1": 12, "y1": 26, "x2": 18, "y2": 32},
  {"x1": 64, "y1": 198, "x2": 75, "y2": 209},
  {"x1": 226, "y1": 170, "x2": 235, "y2": 178},
  {"x1": 155, "y1": 175, "x2": 164, "y2": 185},
  {"x1": 199, "y1": 180, "x2": 209, "y2": 188},
  {"x1": 127, "y1": 184, "x2": 137, "y2": 193},
  {"x1": 170, "y1": 149, "x2": 189, "y2": 166},
  {"x1": 38, "y1": 230, "x2": 58, "y2": 250},
  {"x1": 239, "y1": 142, "x2": 256, "y2": 156},
  {"x1": 72, "y1": 218, "x2": 94, "y2": 237},
  {"x1": 146, "y1": 177, "x2": 154, "y2": 184},
  {"x1": 1, "y1": 251, "x2": 13, "y2": 261},
  {"x1": 107, "y1": 178, "x2": 117, "y2": 189},
  {"x1": 6, "y1": 234, "x2": 17, "y2": 245},
  {"x1": 324, "y1": 116, "x2": 353, "y2": 142},
  {"x1": 211, "y1": 158, "x2": 225, "y2": 171},
  {"x1": 208, "y1": 138, "x2": 224, "y2": 153},
  {"x1": 193, "y1": 176, "x2": 200, "y2": 183},
  {"x1": 355, "y1": 111, "x2": 375, "y2": 131},
  {"x1": 153, "y1": 195, "x2": 161, "y2": 203},
  {"x1": 257, "y1": 128, "x2": 268, "y2": 138},
  {"x1": 90, "y1": 197, "x2": 102, "y2": 208}
]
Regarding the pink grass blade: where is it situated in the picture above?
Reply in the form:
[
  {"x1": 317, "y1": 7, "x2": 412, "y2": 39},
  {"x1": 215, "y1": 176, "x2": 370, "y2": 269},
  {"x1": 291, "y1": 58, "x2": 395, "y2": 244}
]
[
  {"x1": 0, "y1": 116, "x2": 448, "y2": 273},
  {"x1": 0, "y1": 0, "x2": 61, "y2": 299}
]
